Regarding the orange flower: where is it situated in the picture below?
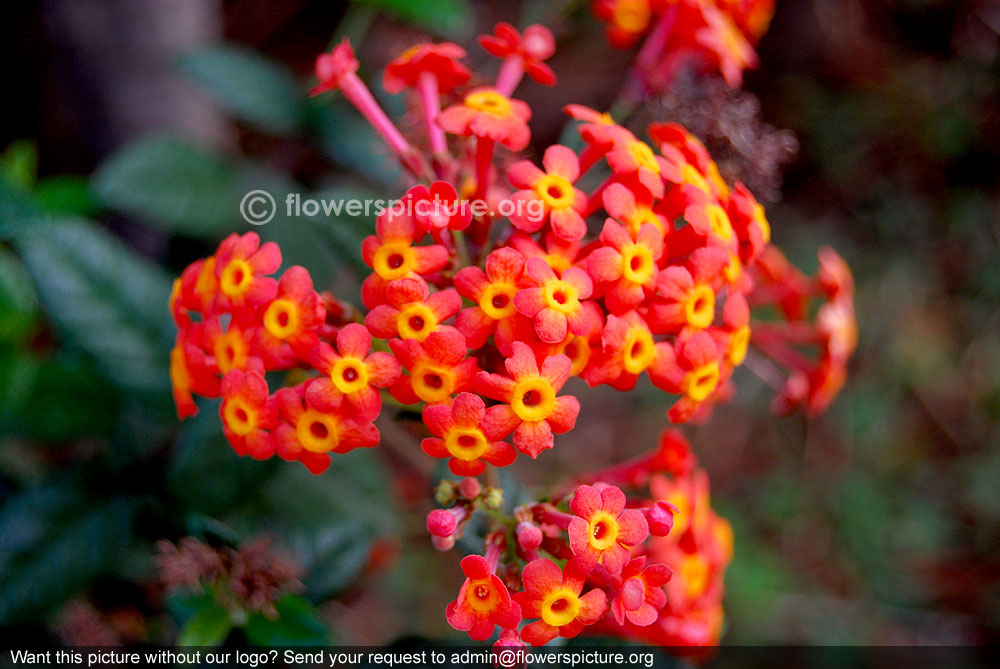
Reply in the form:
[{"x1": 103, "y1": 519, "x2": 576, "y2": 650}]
[
  {"x1": 213, "y1": 232, "x2": 281, "y2": 314},
  {"x1": 422, "y1": 393, "x2": 517, "y2": 476},
  {"x1": 567, "y1": 484, "x2": 649, "y2": 574},
  {"x1": 253, "y1": 266, "x2": 326, "y2": 367},
  {"x1": 507, "y1": 145, "x2": 588, "y2": 241},
  {"x1": 219, "y1": 368, "x2": 278, "y2": 460},
  {"x1": 477, "y1": 343, "x2": 580, "y2": 458},
  {"x1": 365, "y1": 278, "x2": 462, "y2": 343},
  {"x1": 361, "y1": 209, "x2": 449, "y2": 309},
  {"x1": 586, "y1": 219, "x2": 663, "y2": 314},
  {"x1": 383, "y1": 42, "x2": 470, "y2": 94},
  {"x1": 389, "y1": 329, "x2": 478, "y2": 406},
  {"x1": 514, "y1": 258, "x2": 595, "y2": 345},
  {"x1": 437, "y1": 87, "x2": 532, "y2": 151},
  {"x1": 513, "y1": 558, "x2": 608, "y2": 645}
]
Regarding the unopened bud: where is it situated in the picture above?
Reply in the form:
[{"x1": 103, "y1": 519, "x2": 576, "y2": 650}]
[
  {"x1": 458, "y1": 477, "x2": 481, "y2": 499},
  {"x1": 647, "y1": 500, "x2": 678, "y2": 536},
  {"x1": 435, "y1": 480, "x2": 458, "y2": 506},
  {"x1": 516, "y1": 521, "x2": 543, "y2": 551},
  {"x1": 426, "y1": 509, "x2": 458, "y2": 537},
  {"x1": 483, "y1": 487, "x2": 503, "y2": 510}
]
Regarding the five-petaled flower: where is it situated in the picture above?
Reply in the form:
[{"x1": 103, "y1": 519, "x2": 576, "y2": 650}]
[
  {"x1": 422, "y1": 393, "x2": 517, "y2": 476},
  {"x1": 437, "y1": 87, "x2": 532, "y2": 151},
  {"x1": 390, "y1": 328, "x2": 478, "y2": 406},
  {"x1": 477, "y1": 342, "x2": 580, "y2": 458},
  {"x1": 446, "y1": 554, "x2": 523, "y2": 641},
  {"x1": 567, "y1": 484, "x2": 649, "y2": 574},
  {"x1": 507, "y1": 145, "x2": 588, "y2": 241},
  {"x1": 513, "y1": 558, "x2": 608, "y2": 645},
  {"x1": 514, "y1": 258, "x2": 594, "y2": 345}
]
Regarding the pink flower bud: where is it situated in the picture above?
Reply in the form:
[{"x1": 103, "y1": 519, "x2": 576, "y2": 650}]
[
  {"x1": 646, "y1": 500, "x2": 677, "y2": 536},
  {"x1": 426, "y1": 509, "x2": 458, "y2": 537},
  {"x1": 458, "y1": 477, "x2": 481, "y2": 499},
  {"x1": 516, "y1": 521, "x2": 543, "y2": 551}
]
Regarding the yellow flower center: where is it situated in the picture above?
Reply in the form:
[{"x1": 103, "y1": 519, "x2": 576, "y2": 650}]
[
  {"x1": 444, "y1": 427, "x2": 490, "y2": 462},
  {"x1": 542, "y1": 279, "x2": 580, "y2": 315},
  {"x1": 681, "y1": 164, "x2": 711, "y2": 194},
  {"x1": 411, "y1": 364, "x2": 456, "y2": 403},
  {"x1": 727, "y1": 326, "x2": 750, "y2": 366},
  {"x1": 561, "y1": 335, "x2": 592, "y2": 377},
  {"x1": 622, "y1": 244, "x2": 655, "y2": 285},
  {"x1": 723, "y1": 254, "x2": 742, "y2": 284},
  {"x1": 295, "y1": 409, "x2": 341, "y2": 453},
  {"x1": 534, "y1": 174, "x2": 575, "y2": 209},
  {"x1": 587, "y1": 511, "x2": 620, "y2": 552},
  {"x1": 684, "y1": 361, "x2": 720, "y2": 402},
  {"x1": 223, "y1": 399, "x2": 256, "y2": 437},
  {"x1": 625, "y1": 207, "x2": 665, "y2": 238},
  {"x1": 680, "y1": 554, "x2": 710, "y2": 599},
  {"x1": 466, "y1": 580, "x2": 499, "y2": 613},
  {"x1": 464, "y1": 90, "x2": 512, "y2": 116},
  {"x1": 540, "y1": 589, "x2": 581, "y2": 628},
  {"x1": 708, "y1": 162, "x2": 730, "y2": 197},
  {"x1": 753, "y1": 202, "x2": 771, "y2": 244},
  {"x1": 511, "y1": 378, "x2": 557, "y2": 422},
  {"x1": 544, "y1": 253, "x2": 571, "y2": 275},
  {"x1": 219, "y1": 258, "x2": 254, "y2": 299},
  {"x1": 623, "y1": 327, "x2": 656, "y2": 375},
  {"x1": 214, "y1": 330, "x2": 249, "y2": 374},
  {"x1": 683, "y1": 284, "x2": 716, "y2": 330},
  {"x1": 397, "y1": 303, "x2": 438, "y2": 342},
  {"x1": 372, "y1": 242, "x2": 416, "y2": 281},
  {"x1": 706, "y1": 204, "x2": 734, "y2": 241},
  {"x1": 479, "y1": 283, "x2": 518, "y2": 320},
  {"x1": 263, "y1": 298, "x2": 300, "y2": 340},
  {"x1": 613, "y1": 0, "x2": 652, "y2": 33},
  {"x1": 629, "y1": 141, "x2": 659, "y2": 173},
  {"x1": 331, "y1": 357, "x2": 370, "y2": 394},
  {"x1": 195, "y1": 257, "x2": 217, "y2": 303}
]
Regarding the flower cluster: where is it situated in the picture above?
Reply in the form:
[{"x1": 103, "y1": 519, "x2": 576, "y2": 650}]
[
  {"x1": 593, "y1": 0, "x2": 775, "y2": 89},
  {"x1": 431, "y1": 429, "x2": 731, "y2": 647},
  {"x1": 167, "y1": 17, "x2": 854, "y2": 648}
]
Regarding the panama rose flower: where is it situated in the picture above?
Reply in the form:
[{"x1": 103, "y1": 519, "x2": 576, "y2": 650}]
[
  {"x1": 647, "y1": 246, "x2": 728, "y2": 334},
  {"x1": 477, "y1": 342, "x2": 580, "y2": 458},
  {"x1": 479, "y1": 22, "x2": 557, "y2": 87},
  {"x1": 587, "y1": 219, "x2": 663, "y2": 314},
  {"x1": 514, "y1": 258, "x2": 594, "y2": 344},
  {"x1": 254, "y1": 266, "x2": 326, "y2": 367},
  {"x1": 593, "y1": 0, "x2": 655, "y2": 48},
  {"x1": 365, "y1": 277, "x2": 462, "y2": 343},
  {"x1": 400, "y1": 181, "x2": 472, "y2": 241},
  {"x1": 213, "y1": 232, "x2": 281, "y2": 314},
  {"x1": 170, "y1": 325, "x2": 220, "y2": 419},
  {"x1": 274, "y1": 380, "x2": 379, "y2": 474},
  {"x1": 610, "y1": 556, "x2": 672, "y2": 626},
  {"x1": 649, "y1": 331, "x2": 724, "y2": 423},
  {"x1": 361, "y1": 209, "x2": 449, "y2": 309},
  {"x1": 513, "y1": 558, "x2": 608, "y2": 645},
  {"x1": 455, "y1": 247, "x2": 528, "y2": 354},
  {"x1": 422, "y1": 393, "x2": 516, "y2": 476},
  {"x1": 307, "y1": 323, "x2": 401, "y2": 422},
  {"x1": 567, "y1": 484, "x2": 649, "y2": 574},
  {"x1": 389, "y1": 328, "x2": 478, "y2": 406},
  {"x1": 507, "y1": 145, "x2": 588, "y2": 241},
  {"x1": 602, "y1": 182, "x2": 669, "y2": 239},
  {"x1": 220, "y1": 368, "x2": 278, "y2": 460},
  {"x1": 583, "y1": 310, "x2": 671, "y2": 391},
  {"x1": 437, "y1": 87, "x2": 532, "y2": 151},
  {"x1": 383, "y1": 42, "x2": 470, "y2": 95},
  {"x1": 203, "y1": 316, "x2": 255, "y2": 375},
  {"x1": 446, "y1": 553, "x2": 522, "y2": 641}
]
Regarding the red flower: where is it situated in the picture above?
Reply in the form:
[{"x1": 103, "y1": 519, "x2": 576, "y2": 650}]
[
  {"x1": 307, "y1": 323, "x2": 401, "y2": 422},
  {"x1": 203, "y1": 316, "x2": 256, "y2": 375},
  {"x1": 479, "y1": 22, "x2": 557, "y2": 86},
  {"x1": 254, "y1": 266, "x2": 326, "y2": 367},
  {"x1": 219, "y1": 368, "x2": 278, "y2": 460},
  {"x1": 647, "y1": 246, "x2": 727, "y2": 334},
  {"x1": 593, "y1": 0, "x2": 656, "y2": 49},
  {"x1": 508, "y1": 232, "x2": 580, "y2": 276},
  {"x1": 361, "y1": 209, "x2": 448, "y2": 309},
  {"x1": 422, "y1": 393, "x2": 517, "y2": 476},
  {"x1": 586, "y1": 219, "x2": 663, "y2": 314},
  {"x1": 507, "y1": 145, "x2": 588, "y2": 241},
  {"x1": 446, "y1": 554, "x2": 522, "y2": 641},
  {"x1": 477, "y1": 342, "x2": 580, "y2": 458},
  {"x1": 513, "y1": 558, "x2": 608, "y2": 645},
  {"x1": 649, "y1": 331, "x2": 724, "y2": 423},
  {"x1": 610, "y1": 556, "x2": 671, "y2": 626},
  {"x1": 602, "y1": 182, "x2": 669, "y2": 239},
  {"x1": 605, "y1": 134, "x2": 667, "y2": 199},
  {"x1": 514, "y1": 258, "x2": 594, "y2": 344},
  {"x1": 438, "y1": 88, "x2": 532, "y2": 151},
  {"x1": 170, "y1": 324, "x2": 220, "y2": 419},
  {"x1": 726, "y1": 181, "x2": 770, "y2": 265},
  {"x1": 389, "y1": 328, "x2": 478, "y2": 406},
  {"x1": 583, "y1": 310, "x2": 670, "y2": 390},
  {"x1": 383, "y1": 42, "x2": 470, "y2": 94},
  {"x1": 213, "y1": 232, "x2": 281, "y2": 313},
  {"x1": 567, "y1": 484, "x2": 649, "y2": 574},
  {"x1": 309, "y1": 39, "x2": 360, "y2": 96},
  {"x1": 365, "y1": 277, "x2": 462, "y2": 343},
  {"x1": 400, "y1": 181, "x2": 471, "y2": 240},
  {"x1": 455, "y1": 247, "x2": 528, "y2": 354},
  {"x1": 274, "y1": 380, "x2": 380, "y2": 474}
]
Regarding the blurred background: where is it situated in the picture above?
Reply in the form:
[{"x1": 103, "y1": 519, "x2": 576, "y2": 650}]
[{"x1": 1, "y1": 0, "x2": 998, "y2": 648}]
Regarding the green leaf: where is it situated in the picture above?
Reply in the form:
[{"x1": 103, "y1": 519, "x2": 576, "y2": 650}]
[
  {"x1": 177, "y1": 598, "x2": 233, "y2": 646},
  {"x1": 0, "y1": 179, "x2": 49, "y2": 240},
  {"x1": 35, "y1": 175, "x2": 100, "y2": 217},
  {"x1": 0, "y1": 486, "x2": 132, "y2": 625},
  {"x1": 0, "y1": 246, "x2": 38, "y2": 342},
  {"x1": 0, "y1": 139, "x2": 38, "y2": 190},
  {"x1": 350, "y1": 0, "x2": 472, "y2": 37},
  {"x1": 177, "y1": 46, "x2": 306, "y2": 134},
  {"x1": 92, "y1": 136, "x2": 249, "y2": 237},
  {"x1": 291, "y1": 521, "x2": 373, "y2": 602},
  {"x1": 15, "y1": 219, "x2": 174, "y2": 400},
  {"x1": 244, "y1": 594, "x2": 330, "y2": 646}
]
